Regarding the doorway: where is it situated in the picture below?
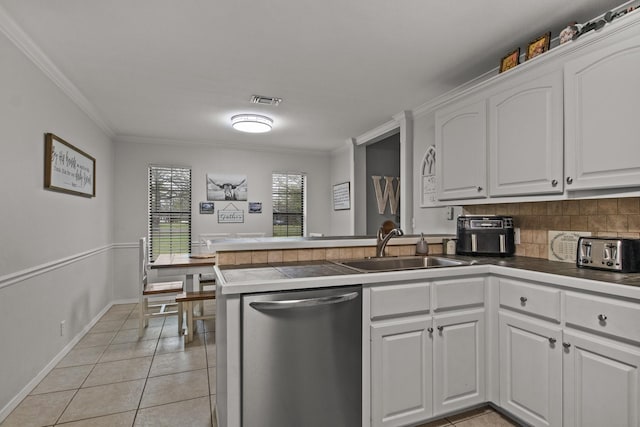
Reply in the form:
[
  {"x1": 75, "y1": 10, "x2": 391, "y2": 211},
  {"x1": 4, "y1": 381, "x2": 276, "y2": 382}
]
[{"x1": 365, "y1": 132, "x2": 400, "y2": 235}]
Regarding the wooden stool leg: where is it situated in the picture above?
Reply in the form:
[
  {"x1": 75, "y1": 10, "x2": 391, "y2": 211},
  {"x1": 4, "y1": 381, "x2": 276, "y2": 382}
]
[
  {"x1": 187, "y1": 301, "x2": 194, "y2": 343},
  {"x1": 178, "y1": 301, "x2": 184, "y2": 336},
  {"x1": 138, "y1": 296, "x2": 146, "y2": 338}
]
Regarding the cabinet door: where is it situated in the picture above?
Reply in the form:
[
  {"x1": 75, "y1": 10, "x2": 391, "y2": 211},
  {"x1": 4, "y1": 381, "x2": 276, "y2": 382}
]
[
  {"x1": 499, "y1": 312, "x2": 562, "y2": 427},
  {"x1": 371, "y1": 318, "x2": 433, "y2": 427},
  {"x1": 489, "y1": 71, "x2": 563, "y2": 196},
  {"x1": 563, "y1": 331, "x2": 640, "y2": 427},
  {"x1": 433, "y1": 310, "x2": 485, "y2": 415},
  {"x1": 435, "y1": 100, "x2": 487, "y2": 201},
  {"x1": 564, "y1": 32, "x2": 640, "y2": 191}
]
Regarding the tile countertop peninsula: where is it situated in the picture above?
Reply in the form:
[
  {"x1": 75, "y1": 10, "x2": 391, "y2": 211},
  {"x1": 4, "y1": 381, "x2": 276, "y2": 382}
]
[
  {"x1": 209, "y1": 234, "x2": 453, "y2": 251},
  {"x1": 214, "y1": 254, "x2": 640, "y2": 297}
]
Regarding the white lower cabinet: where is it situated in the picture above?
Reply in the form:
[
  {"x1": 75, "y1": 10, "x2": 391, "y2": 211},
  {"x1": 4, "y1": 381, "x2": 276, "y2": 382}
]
[
  {"x1": 563, "y1": 330, "x2": 640, "y2": 427},
  {"x1": 499, "y1": 312, "x2": 562, "y2": 427},
  {"x1": 368, "y1": 275, "x2": 640, "y2": 427},
  {"x1": 368, "y1": 278, "x2": 486, "y2": 427},
  {"x1": 433, "y1": 310, "x2": 485, "y2": 415},
  {"x1": 371, "y1": 318, "x2": 433, "y2": 427}
]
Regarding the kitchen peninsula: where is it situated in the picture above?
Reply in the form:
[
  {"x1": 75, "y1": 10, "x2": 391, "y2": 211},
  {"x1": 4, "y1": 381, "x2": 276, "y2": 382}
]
[{"x1": 213, "y1": 237, "x2": 640, "y2": 427}]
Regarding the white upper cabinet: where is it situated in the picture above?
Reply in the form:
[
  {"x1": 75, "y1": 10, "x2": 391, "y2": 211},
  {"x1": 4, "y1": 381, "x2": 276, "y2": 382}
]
[
  {"x1": 564, "y1": 30, "x2": 640, "y2": 191},
  {"x1": 488, "y1": 71, "x2": 564, "y2": 197},
  {"x1": 435, "y1": 100, "x2": 487, "y2": 201}
]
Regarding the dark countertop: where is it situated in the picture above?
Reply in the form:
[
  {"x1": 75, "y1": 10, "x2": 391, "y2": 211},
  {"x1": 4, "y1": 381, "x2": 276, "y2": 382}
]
[{"x1": 219, "y1": 256, "x2": 640, "y2": 288}]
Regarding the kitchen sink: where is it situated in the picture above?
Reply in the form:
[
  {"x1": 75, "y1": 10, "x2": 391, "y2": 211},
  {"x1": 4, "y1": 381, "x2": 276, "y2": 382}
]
[{"x1": 335, "y1": 256, "x2": 473, "y2": 273}]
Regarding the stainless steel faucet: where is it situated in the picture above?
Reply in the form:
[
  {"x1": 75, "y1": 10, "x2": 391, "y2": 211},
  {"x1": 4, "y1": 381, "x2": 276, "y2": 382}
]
[{"x1": 376, "y1": 225, "x2": 404, "y2": 257}]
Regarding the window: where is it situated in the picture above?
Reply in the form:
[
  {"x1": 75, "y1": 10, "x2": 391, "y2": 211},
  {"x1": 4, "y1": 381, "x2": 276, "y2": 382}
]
[
  {"x1": 272, "y1": 172, "x2": 306, "y2": 237},
  {"x1": 148, "y1": 166, "x2": 192, "y2": 260}
]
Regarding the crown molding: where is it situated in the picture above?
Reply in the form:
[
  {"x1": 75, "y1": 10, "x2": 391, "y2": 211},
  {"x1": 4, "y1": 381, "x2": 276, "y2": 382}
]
[
  {"x1": 0, "y1": 5, "x2": 116, "y2": 139},
  {"x1": 354, "y1": 119, "x2": 399, "y2": 146},
  {"x1": 413, "y1": 7, "x2": 640, "y2": 119}
]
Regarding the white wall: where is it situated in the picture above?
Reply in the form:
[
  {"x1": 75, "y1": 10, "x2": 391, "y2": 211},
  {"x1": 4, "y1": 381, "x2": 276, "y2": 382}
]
[
  {"x1": 112, "y1": 139, "x2": 332, "y2": 299},
  {"x1": 330, "y1": 144, "x2": 353, "y2": 235},
  {"x1": 0, "y1": 30, "x2": 114, "y2": 417},
  {"x1": 412, "y1": 113, "x2": 460, "y2": 234}
]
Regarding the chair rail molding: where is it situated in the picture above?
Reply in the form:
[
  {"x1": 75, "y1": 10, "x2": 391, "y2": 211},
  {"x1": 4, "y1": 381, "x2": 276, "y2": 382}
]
[{"x1": 0, "y1": 244, "x2": 113, "y2": 290}]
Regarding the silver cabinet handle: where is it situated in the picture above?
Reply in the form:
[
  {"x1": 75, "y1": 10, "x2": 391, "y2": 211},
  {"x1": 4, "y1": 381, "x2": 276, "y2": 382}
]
[
  {"x1": 520, "y1": 296, "x2": 528, "y2": 303},
  {"x1": 563, "y1": 342, "x2": 571, "y2": 349},
  {"x1": 566, "y1": 177, "x2": 573, "y2": 184},
  {"x1": 249, "y1": 291, "x2": 358, "y2": 310},
  {"x1": 549, "y1": 337, "x2": 557, "y2": 344},
  {"x1": 477, "y1": 186, "x2": 483, "y2": 192},
  {"x1": 551, "y1": 179, "x2": 558, "y2": 187},
  {"x1": 598, "y1": 314, "x2": 607, "y2": 321},
  {"x1": 437, "y1": 326, "x2": 444, "y2": 332},
  {"x1": 427, "y1": 327, "x2": 434, "y2": 333}
]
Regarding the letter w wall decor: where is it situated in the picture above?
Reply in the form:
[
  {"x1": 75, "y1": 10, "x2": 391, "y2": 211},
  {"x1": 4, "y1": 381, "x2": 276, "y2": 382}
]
[{"x1": 371, "y1": 176, "x2": 400, "y2": 215}]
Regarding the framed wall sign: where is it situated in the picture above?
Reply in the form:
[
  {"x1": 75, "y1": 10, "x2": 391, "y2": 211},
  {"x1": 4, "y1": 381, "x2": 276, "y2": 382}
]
[
  {"x1": 333, "y1": 182, "x2": 351, "y2": 210},
  {"x1": 44, "y1": 133, "x2": 96, "y2": 197},
  {"x1": 218, "y1": 203, "x2": 245, "y2": 223}
]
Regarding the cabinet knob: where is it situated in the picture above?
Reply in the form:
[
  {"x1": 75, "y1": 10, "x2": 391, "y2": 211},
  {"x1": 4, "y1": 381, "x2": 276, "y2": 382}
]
[
  {"x1": 549, "y1": 337, "x2": 557, "y2": 344},
  {"x1": 566, "y1": 177, "x2": 573, "y2": 184},
  {"x1": 563, "y1": 342, "x2": 571, "y2": 349},
  {"x1": 437, "y1": 326, "x2": 444, "y2": 332},
  {"x1": 477, "y1": 186, "x2": 483, "y2": 192},
  {"x1": 427, "y1": 327, "x2": 433, "y2": 333},
  {"x1": 520, "y1": 296, "x2": 527, "y2": 304},
  {"x1": 598, "y1": 314, "x2": 607, "y2": 322},
  {"x1": 551, "y1": 179, "x2": 558, "y2": 187}
]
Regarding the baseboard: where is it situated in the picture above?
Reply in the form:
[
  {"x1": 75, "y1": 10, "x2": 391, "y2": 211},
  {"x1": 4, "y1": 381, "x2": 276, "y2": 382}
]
[{"x1": 0, "y1": 301, "x2": 115, "y2": 423}]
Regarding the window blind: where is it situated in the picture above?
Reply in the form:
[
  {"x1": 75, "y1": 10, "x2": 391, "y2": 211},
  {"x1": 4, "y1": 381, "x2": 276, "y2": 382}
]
[
  {"x1": 272, "y1": 173, "x2": 305, "y2": 237},
  {"x1": 148, "y1": 166, "x2": 192, "y2": 261}
]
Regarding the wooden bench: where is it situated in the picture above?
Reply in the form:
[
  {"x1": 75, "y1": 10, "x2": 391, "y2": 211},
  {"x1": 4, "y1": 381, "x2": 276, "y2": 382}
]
[{"x1": 176, "y1": 290, "x2": 216, "y2": 343}]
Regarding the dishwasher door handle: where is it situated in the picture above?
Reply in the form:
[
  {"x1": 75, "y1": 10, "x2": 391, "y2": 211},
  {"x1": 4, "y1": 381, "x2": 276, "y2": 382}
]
[{"x1": 249, "y1": 291, "x2": 359, "y2": 310}]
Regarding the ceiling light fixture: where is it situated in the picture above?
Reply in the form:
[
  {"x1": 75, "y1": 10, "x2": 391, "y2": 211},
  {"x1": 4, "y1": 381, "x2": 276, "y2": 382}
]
[{"x1": 231, "y1": 114, "x2": 273, "y2": 133}]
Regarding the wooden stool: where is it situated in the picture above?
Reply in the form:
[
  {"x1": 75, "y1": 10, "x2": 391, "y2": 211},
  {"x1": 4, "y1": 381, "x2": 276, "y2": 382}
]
[{"x1": 176, "y1": 291, "x2": 216, "y2": 343}]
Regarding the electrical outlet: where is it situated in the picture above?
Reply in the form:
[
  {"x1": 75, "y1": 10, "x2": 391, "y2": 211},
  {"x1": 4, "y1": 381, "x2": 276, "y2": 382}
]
[
  {"x1": 60, "y1": 320, "x2": 65, "y2": 337},
  {"x1": 514, "y1": 227, "x2": 521, "y2": 244},
  {"x1": 445, "y1": 206, "x2": 454, "y2": 220}
]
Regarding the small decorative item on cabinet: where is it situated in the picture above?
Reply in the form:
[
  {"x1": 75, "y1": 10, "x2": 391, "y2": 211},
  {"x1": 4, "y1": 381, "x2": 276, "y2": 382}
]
[
  {"x1": 500, "y1": 48, "x2": 520, "y2": 73},
  {"x1": 526, "y1": 32, "x2": 551, "y2": 60},
  {"x1": 559, "y1": 22, "x2": 581, "y2": 44}
]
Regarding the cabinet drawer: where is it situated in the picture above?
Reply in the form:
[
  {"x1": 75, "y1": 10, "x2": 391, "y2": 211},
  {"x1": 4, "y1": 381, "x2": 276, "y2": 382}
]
[
  {"x1": 499, "y1": 278, "x2": 561, "y2": 322},
  {"x1": 433, "y1": 277, "x2": 485, "y2": 311},
  {"x1": 370, "y1": 282, "x2": 430, "y2": 320},
  {"x1": 565, "y1": 292, "x2": 640, "y2": 343}
]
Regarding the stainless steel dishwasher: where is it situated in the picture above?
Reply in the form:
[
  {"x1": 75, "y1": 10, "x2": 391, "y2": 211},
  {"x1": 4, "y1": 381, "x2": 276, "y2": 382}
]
[{"x1": 242, "y1": 286, "x2": 362, "y2": 427}]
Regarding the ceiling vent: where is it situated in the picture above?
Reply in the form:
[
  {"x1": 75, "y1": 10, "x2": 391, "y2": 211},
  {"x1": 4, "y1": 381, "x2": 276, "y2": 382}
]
[{"x1": 250, "y1": 95, "x2": 282, "y2": 106}]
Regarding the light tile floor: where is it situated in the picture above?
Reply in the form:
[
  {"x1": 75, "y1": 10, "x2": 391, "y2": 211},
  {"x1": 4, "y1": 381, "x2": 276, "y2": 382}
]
[
  {"x1": 1, "y1": 302, "x2": 217, "y2": 427},
  {"x1": 417, "y1": 406, "x2": 522, "y2": 427},
  {"x1": 2, "y1": 302, "x2": 521, "y2": 427}
]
